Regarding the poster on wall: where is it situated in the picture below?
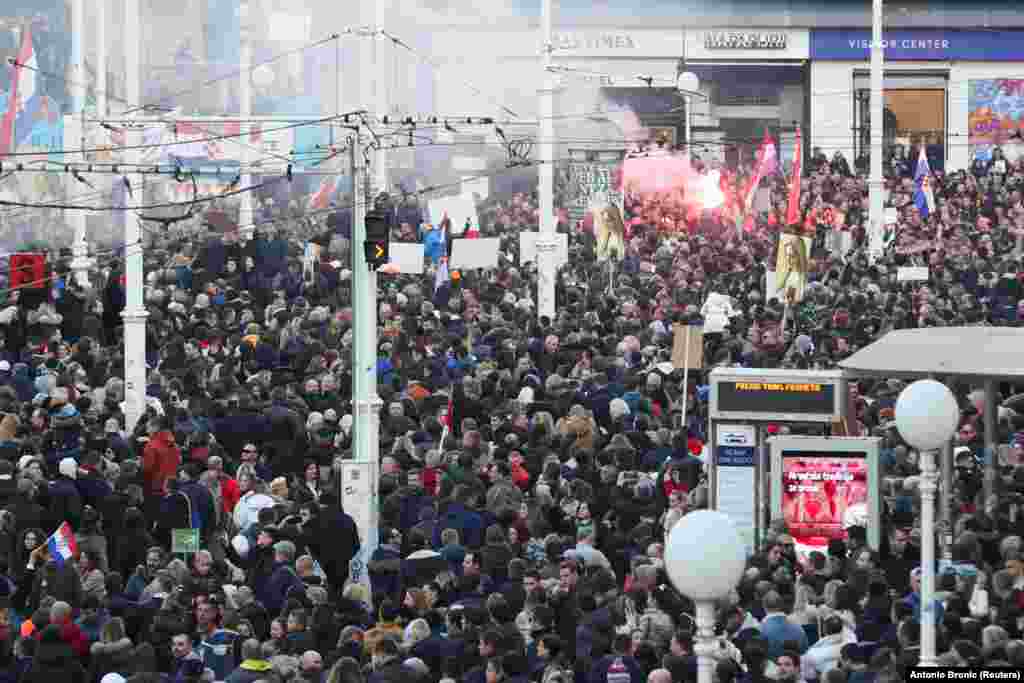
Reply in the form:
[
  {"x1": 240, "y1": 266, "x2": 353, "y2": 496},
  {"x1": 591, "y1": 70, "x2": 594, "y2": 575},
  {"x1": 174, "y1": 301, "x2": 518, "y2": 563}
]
[
  {"x1": 770, "y1": 436, "x2": 881, "y2": 556},
  {"x1": 564, "y1": 151, "x2": 624, "y2": 224},
  {"x1": 968, "y1": 79, "x2": 1024, "y2": 157}
]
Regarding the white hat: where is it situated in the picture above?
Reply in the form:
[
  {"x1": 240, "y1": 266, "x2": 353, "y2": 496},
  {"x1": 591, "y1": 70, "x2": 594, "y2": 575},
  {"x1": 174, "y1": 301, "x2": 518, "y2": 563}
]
[
  {"x1": 101, "y1": 675, "x2": 126, "y2": 683},
  {"x1": 0, "y1": 361, "x2": 10, "y2": 372},
  {"x1": 59, "y1": 457, "x2": 78, "y2": 479}
]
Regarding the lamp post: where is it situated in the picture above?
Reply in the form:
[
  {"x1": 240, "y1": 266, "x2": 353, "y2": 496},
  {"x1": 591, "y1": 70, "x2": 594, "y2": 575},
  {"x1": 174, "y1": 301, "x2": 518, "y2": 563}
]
[
  {"x1": 238, "y1": 0, "x2": 254, "y2": 240},
  {"x1": 665, "y1": 511, "x2": 747, "y2": 683},
  {"x1": 536, "y1": 0, "x2": 558, "y2": 322},
  {"x1": 676, "y1": 72, "x2": 699, "y2": 163},
  {"x1": 894, "y1": 379, "x2": 960, "y2": 668},
  {"x1": 869, "y1": 0, "x2": 885, "y2": 264}
]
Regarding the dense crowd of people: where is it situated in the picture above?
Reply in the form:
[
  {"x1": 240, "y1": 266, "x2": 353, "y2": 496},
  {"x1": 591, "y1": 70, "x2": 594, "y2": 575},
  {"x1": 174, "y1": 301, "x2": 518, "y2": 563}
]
[{"x1": 0, "y1": 144, "x2": 1020, "y2": 683}]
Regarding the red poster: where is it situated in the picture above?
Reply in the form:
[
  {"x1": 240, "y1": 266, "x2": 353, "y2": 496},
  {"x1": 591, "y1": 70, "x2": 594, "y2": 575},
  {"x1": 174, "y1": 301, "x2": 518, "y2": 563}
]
[{"x1": 781, "y1": 456, "x2": 868, "y2": 548}]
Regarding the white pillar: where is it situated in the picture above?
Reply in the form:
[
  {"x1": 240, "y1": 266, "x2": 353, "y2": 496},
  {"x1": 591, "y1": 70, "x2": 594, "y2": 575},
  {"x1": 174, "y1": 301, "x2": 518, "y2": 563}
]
[
  {"x1": 68, "y1": 0, "x2": 90, "y2": 287},
  {"x1": 348, "y1": 137, "x2": 381, "y2": 604},
  {"x1": 70, "y1": 0, "x2": 85, "y2": 113},
  {"x1": 96, "y1": 0, "x2": 107, "y2": 118},
  {"x1": 238, "y1": 1, "x2": 254, "y2": 239},
  {"x1": 693, "y1": 601, "x2": 717, "y2": 683},
  {"x1": 122, "y1": 125, "x2": 148, "y2": 434},
  {"x1": 536, "y1": 0, "x2": 557, "y2": 322},
  {"x1": 868, "y1": 0, "x2": 884, "y2": 255},
  {"x1": 918, "y1": 449, "x2": 938, "y2": 667},
  {"x1": 372, "y1": 9, "x2": 389, "y2": 194},
  {"x1": 124, "y1": 0, "x2": 139, "y2": 114}
]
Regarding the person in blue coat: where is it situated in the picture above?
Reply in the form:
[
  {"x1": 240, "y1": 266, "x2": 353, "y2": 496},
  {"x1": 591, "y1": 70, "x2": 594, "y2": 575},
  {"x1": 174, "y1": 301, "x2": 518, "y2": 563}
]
[{"x1": 259, "y1": 541, "x2": 305, "y2": 615}]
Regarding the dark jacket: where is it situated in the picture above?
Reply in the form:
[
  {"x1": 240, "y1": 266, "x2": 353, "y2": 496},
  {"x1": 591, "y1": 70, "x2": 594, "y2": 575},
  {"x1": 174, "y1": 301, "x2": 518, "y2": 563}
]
[
  {"x1": 260, "y1": 561, "x2": 304, "y2": 614},
  {"x1": 21, "y1": 633, "x2": 86, "y2": 683},
  {"x1": 88, "y1": 636, "x2": 134, "y2": 682},
  {"x1": 47, "y1": 477, "x2": 82, "y2": 531}
]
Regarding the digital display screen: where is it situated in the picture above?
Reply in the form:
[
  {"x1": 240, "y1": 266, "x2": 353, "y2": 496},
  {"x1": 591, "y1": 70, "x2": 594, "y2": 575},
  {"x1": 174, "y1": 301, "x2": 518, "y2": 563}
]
[
  {"x1": 781, "y1": 453, "x2": 869, "y2": 546},
  {"x1": 717, "y1": 380, "x2": 836, "y2": 416}
]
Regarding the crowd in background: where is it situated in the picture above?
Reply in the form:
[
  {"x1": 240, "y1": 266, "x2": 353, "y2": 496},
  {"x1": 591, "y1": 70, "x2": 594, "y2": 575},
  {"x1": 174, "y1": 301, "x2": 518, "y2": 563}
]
[{"x1": 0, "y1": 144, "x2": 1019, "y2": 683}]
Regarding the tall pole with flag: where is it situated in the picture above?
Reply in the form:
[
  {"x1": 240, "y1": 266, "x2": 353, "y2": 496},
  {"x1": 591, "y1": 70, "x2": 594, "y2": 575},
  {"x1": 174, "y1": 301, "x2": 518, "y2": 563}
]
[
  {"x1": 739, "y1": 131, "x2": 777, "y2": 237},
  {"x1": 869, "y1": 0, "x2": 886, "y2": 269},
  {"x1": 914, "y1": 148, "x2": 935, "y2": 219},
  {"x1": 785, "y1": 127, "x2": 802, "y2": 229}
]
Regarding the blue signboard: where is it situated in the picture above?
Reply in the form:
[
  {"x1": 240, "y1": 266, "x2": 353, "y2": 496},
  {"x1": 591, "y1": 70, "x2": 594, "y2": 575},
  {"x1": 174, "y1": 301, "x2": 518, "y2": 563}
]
[
  {"x1": 811, "y1": 29, "x2": 1024, "y2": 61},
  {"x1": 719, "y1": 446, "x2": 756, "y2": 467}
]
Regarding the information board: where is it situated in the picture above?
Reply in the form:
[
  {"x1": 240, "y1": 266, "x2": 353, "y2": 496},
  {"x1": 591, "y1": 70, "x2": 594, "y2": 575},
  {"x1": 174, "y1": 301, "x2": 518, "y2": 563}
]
[
  {"x1": 714, "y1": 424, "x2": 757, "y2": 556},
  {"x1": 710, "y1": 369, "x2": 844, "y2": 423},
  {"x1": 769, "y1": 436, "x2": 881, "y2": 552}
]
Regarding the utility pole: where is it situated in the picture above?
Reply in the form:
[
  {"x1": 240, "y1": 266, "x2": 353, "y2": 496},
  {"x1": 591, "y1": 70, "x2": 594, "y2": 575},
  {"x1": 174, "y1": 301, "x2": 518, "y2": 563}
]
[
  {"x1": 238, "y1": 1, "x2": 255, "y2": 240},
  {"x1": 345, "y1": 133, "x2": 381, "y2": 605},
  {"x1": 121, "y1": 0, "x2": 147, "y2": 434},
  {"x1": 869, "y1": 0, "x2": 885, "y2": 264},
  {"x1": 96, "y1": 0, "x2": 107, "y2": 118},
  {"x1": 68, "y1": 0, "x2": 91, "y2": 288},
  {"x1": 536, "y1": 0, "x2": 557, "y2": 322}
]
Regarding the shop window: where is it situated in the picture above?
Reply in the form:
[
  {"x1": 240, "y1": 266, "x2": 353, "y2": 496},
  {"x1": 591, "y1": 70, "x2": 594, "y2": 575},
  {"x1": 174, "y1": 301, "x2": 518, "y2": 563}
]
[{"x1": 853, "y1": 74, "x2": 947, "y2": 172}]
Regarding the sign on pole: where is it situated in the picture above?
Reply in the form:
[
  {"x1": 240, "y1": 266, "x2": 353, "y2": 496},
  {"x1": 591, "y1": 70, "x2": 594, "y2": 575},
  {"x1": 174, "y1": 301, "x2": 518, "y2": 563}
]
[
  {"x1": 714, "y1": 424, "x2": 758, "y2": 556},
  {"x1": 172, "y1": 529, "x2": 200, "y2": 556}
]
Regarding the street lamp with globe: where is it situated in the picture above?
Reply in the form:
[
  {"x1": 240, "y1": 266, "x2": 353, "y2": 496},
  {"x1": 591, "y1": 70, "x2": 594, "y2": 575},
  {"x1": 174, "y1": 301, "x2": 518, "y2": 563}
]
[
  {"x1": 677, "y1": 72, "x2": 700, "y2": 162},
  {"x1": 665, "y1": 511, "x2": 747, "y2": 683},
  {"x1": 894, "y1": 379, "x2": 960, "y2": 667}
]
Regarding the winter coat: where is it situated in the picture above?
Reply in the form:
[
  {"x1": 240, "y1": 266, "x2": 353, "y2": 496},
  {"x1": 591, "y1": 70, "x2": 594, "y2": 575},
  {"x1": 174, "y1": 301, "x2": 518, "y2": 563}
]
[
  {"x1": 20, "y1": 636, "x2": 86, "y2": 683},
  {"x1": 197, "y1": 628, "x2": 240, "y2": 680},
  {"x1": 225, "y1": 658, "x2": 274, "y2": 683},
  {"x1": 142, "y1": 431, "x2": 181, "y2": 497},
  {"x1": 47, "y1": 476, "x2": 82, "y2": 531},
  {"x1": 88, "y1": 637, "x2": 135, "y2": 681}
]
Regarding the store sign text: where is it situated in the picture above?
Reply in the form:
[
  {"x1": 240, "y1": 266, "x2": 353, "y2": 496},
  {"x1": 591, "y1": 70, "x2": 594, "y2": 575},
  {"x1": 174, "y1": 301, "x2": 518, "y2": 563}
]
[
  {"x1": 554, "y1": 33, "x2": 636, "y2": 50},
  {"x1": 848, "y1": 38, "x2": 950, "y2": 50},
  {"x1": 704, "y1": 31, "x2": 788, "y2": 50}
]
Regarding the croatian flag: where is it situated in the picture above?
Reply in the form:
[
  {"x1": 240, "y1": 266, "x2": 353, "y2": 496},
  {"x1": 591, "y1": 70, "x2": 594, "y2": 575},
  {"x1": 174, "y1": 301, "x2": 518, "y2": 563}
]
[
  {"x1": 0, "y1": 24, "x2": 36, "y2": 155},
  {"x1": 914, "y1": 147, "x2": 935, "y2": 219},
  {"x1": 46, "y1": 522, "x2": 77, "y2": 568}
]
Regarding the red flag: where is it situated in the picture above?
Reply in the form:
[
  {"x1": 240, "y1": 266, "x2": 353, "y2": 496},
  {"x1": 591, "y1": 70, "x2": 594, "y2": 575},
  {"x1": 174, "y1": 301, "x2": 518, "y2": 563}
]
[
  {"x1": 785, "y1": 127, "x2": 803, "y2": 228},
  {"x1": 0, "y1": 26, "x2": 34, "y2": 155},
  {"x1": 743, "y1": 131, "x2": 777, "y2": 212}
]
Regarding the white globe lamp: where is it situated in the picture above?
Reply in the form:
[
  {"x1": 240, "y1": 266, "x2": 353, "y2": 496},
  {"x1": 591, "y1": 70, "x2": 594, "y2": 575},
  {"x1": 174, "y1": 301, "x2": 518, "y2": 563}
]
[
  {"x1": 665, "y1": 510, "x2": 746, "y2": 683},
  {"x1": 252, "y1": 64, "x2": 276, "y2": 89},
  {"x1": 894, "y1": 379, "x2": 959, "y2": 451},
  {"x1": 894, "y1": 379, "x2": 959, "y2": 668},
  {"x1": 677, "y1": 71, "x2": 700, "y2": 95}
]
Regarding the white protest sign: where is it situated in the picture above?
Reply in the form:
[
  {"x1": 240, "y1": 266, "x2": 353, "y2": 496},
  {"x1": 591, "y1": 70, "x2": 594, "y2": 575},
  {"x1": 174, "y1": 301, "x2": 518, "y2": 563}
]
[
  {"x1": 519, "y1": 231, "x2": 569, "y2": 267},
  {"x1": 388, "y1": 242, "x2": 425, "y2": 274},
  {"x1": 450, "y1": 238, "x2": 500, "y2": 269},
  {"x1": 897, "y1": 266, "x2": 929, "y2": 282}
]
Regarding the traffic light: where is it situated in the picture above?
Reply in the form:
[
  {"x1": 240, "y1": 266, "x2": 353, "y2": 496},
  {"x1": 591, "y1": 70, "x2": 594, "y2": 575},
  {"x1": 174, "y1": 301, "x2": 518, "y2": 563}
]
[{"x1": 364, "y1": 211, "x2": 390, "y2": 270}]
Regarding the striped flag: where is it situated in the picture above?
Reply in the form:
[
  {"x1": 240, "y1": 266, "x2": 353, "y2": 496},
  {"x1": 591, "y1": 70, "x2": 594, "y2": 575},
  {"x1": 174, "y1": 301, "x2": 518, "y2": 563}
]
[
  {"x1": 0, "y1": 24, "x2": 35, "y2": 155},
  {"x1": 46, "y1": 522, "x2": 77, "y2": 568}
]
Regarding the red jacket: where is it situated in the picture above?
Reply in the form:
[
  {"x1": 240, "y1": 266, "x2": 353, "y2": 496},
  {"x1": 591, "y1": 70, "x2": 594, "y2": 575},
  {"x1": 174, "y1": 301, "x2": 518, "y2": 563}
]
[
  {"x1": 36, "y1": 620, "x2": 89, "y2": 658},
  {"x1": 220, "y1": 476, "x2": 241, "y2": 514},
  {"x1": 143, "y1": 431, "x2": 181, "y2": 497}
]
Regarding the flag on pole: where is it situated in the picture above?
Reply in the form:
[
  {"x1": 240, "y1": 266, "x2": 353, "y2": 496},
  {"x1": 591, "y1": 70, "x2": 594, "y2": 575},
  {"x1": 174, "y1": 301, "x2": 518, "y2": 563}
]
[
  {"x1": 0, "y1": 24, "x2": 35, "y2": 155},
  {"x1": 914, "y1": 147, "x2": 935, "y2": 219},
  {"x1": 46, "y1": 522, "x2": 77, "y2": 568},
  {"x1": 743, "y1": 131, "x2": 778, "y2": 213},
  {"x1": 434, "y1": 256, "x2": 449, "y2": 294},
  {"x1": 785, "y1": 127, "x2": 803, "y2": 228}
]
